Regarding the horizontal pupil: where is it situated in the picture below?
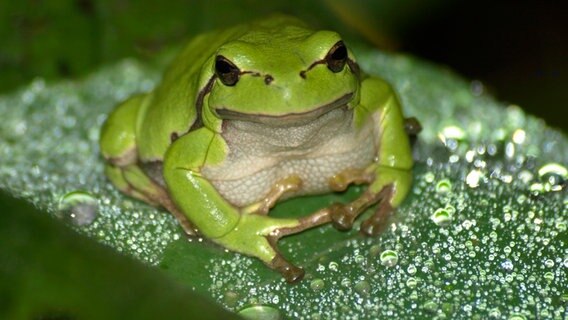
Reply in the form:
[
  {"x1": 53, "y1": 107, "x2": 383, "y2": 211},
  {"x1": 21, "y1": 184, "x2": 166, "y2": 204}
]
[
  {"x1": 332, "y1": 46, "x2": 347, "y2": 60},
  {"x1": 216, "y1": 60, "x2": 235, "y2": 74}
]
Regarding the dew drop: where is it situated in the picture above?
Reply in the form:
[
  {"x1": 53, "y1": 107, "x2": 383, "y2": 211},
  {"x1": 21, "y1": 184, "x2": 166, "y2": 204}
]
[
  {"x1": 340, "y1": 278, "x2": 352, "y2": 287},
  {"x1": 238, "y1": 305, "x2": 282, "y2": 320},
  {"x1": 406, "y1": 277, "x2": 417, "y2": 288},
  {"x1": 57, "y1": 190, "x2": 98, "y2": 226},
  {"x1": 512, "y1": 129, "x2": 526, "y2": 144},
  {"x1": 544, "y1": 259, "x2": 554, "y2": 268},
  {"x1": 380, "y1": 250, "x2": 399, "y2": 267},
  {"x1": 310, "y1": 278, "x2": 325, "y2": 291},
  {"x1": 543, "y1": 272, "x2": 554, "y2": 282},
  {"x1": 466, "y1": 170, "x2": 482, "y2": 188},
  {"x1": 422, "y1": 301, "x2": 438, "y2": 313},
  {"x1": 440, "y1": 125, "x2": 466, "y2": 141},
  {"x1": 407, "y1": 264, "x2": 417, "y2": 275},
  {"x1": 538, "y1": 163, "x2": 567, "y2": 178},
  {"x1": 508, "y1": 313, "x2": 527, "y2": 320},
  {"x1": 488, "y1": 308, "x2": 501, "y2": 318},
  {"x1": 223, "y1": 291, "x2": 239, "y2": 307},
  {"x1": 501, "y1": 259, "x2": 514, "y2": 272},
  {"x1": 424, "y1": 172, "x2": 435, "y2": 183},
  {"x1": 354, "y1": 280, "x2": 371, "y2": 296},
  {"x1": 431, "y1": 208, "x2": 452, "y2": 226},
  {"x1": 436, "y1": 179, "x2": 452, "y2": 193}
]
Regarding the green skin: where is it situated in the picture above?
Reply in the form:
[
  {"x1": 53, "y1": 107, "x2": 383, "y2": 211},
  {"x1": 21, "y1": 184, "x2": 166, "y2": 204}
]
[{"x1": 100, "y1": 15, "x2": 414, "y2": 283}]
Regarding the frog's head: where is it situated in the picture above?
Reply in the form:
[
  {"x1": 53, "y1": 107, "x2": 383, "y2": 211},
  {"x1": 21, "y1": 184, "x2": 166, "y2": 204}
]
[{"x1": 200, "y1": 25, "x2": 361, "y2": 129}]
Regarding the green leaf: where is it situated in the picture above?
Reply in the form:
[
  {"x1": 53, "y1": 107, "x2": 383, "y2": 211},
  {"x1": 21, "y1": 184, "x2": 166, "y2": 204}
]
[
  {"x1": 0, "y1": 45, "x2": 566, "y2": 319},
  {"x1": 0, "y1": 191, "x2": 239, "y2": 320}
]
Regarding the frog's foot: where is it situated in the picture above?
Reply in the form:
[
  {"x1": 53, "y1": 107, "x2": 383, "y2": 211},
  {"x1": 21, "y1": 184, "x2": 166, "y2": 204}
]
[
  {"x1": 360, "y1": 184, "x2": 394, "y2": 236},
  {"x1": 329, "y1": 166, "x2": 411, "y2": 233},
  {"x1": 106, "y1": 164, "x2": 199, "y2": 236},
  {"x1": 267, "y1": 239, "x2": 305, "y2": 283},
  {"x1": 215, "y1": 214, "x2": 315, "y2": 283},
  {"x1": 254, "y1": 175, "x2": 303, "y2": 215},
  {"x1": 329, "y1": 190, "x2": 382, "y2": 230}
]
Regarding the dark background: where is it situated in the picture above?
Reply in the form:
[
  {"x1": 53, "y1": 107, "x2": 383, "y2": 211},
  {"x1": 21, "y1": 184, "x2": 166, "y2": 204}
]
[
  {"x1": 0, "y1": 0, "x2": 566, "y2": 131},
  {"x1": 403, "y1": 1, "x2": 567, "y2": 132}
]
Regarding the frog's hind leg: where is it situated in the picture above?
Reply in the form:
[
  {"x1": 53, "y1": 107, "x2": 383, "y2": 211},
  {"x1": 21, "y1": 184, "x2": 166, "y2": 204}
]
[
  {"x1": 105, "y1": 162, "x2": 198, "y2": 236},
  {"x1": 100, "y1": 94, "x2": 198, "y2": 236},
  {"x1": 104, "y1": 164, "x2": 158, "y2": 205}
]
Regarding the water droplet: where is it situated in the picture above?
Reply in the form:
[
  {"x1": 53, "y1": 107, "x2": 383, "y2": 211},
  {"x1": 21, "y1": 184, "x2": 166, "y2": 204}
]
[
  {"x1": 310, "y1": 278, "x2": 325, "y2": 291},
  {"x1": 488, "y1": 308, "x2": 501, "y2": 318},
  {"x1": 328, "y1": 261, "x2": 339, "y2": 272},
  {"x1": 543, "y1": 272, "x2": 554, "y2": 282},
  {"x1": 424, "y1": 172, "x2": 435, "y2": 183},
  {"x1": 340, "y1": 278, "x2": 351, "y2": 287},
  {"x1": 440, "y1": 125, "x2": 466, "y2": 141},
  {"x1": 223, "y1": 291, "x2": 239, "y2": 307},
  {"x1": 238, "y1": 305, "x2": 282, "y2": 320},
  {"x1": 406, "y1": 277, "x2": 417, "y2": 288},
  {"x1": 529, "y1": 183, "x2": 544, "y2": 194},
  {"x1": 431, "y1": 208, "x2": 452, "y2": 226},
  {"x1": 544, "y1": 259, "x2": 554, "y2": 268},
  {"x1": 466, "y1": 170, "x2": 482, "y2": 188},
  {"x1": 57, "y1": 191, "x2": 98, "y2": 226},
  {"x1": 369, "y1": 245, "x2": 380, "y2": 256},
  {"x1": 380, "y1": 250, "x2": 399, "y2": 267},
  {"x1": 354, "y1": 280, "x2": 371, "y2": 296},
  {"x1": 407, "y1": 264, "x2": 417, "y2": 275},
  {"x1": 518, "y1": 170, "x2": 533, "y2": 183},
  {"x1": 505, "y1": 142, "x2": 515, "y2": 159},
  {"x1": 436, "y1": 179, "x2": 452, "y2": 193},
  {"x1": 422, "y1": 301, "x2": 438, "y2": 313},
  {"x1": 501, "y1": 259, "x2": 514, "y2": 272},
  {"x1": 508, "y1": 313, "x2": 527, "y2": 320},
  {"x1": 512, "y1": 129, "x2": 526, "y2": 144},
  {"x1": 538, "y1": 163, "x2": 567, "y2": 178}
]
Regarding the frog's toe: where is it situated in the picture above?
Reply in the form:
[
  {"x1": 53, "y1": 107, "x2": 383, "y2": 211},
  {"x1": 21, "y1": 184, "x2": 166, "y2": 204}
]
[
  {"x1": 360, "y1": 187, "x2": 395, "y2": 236},
  {"x1": 270, "y1": 254, "x2": 305, "y2": 283},
  {"x1": 329, "y1": 203, "x2": 355, "y2": 231}
]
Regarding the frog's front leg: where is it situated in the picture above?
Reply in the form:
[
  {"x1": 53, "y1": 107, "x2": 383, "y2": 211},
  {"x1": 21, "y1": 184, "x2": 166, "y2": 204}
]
[
  {"x1": 164, "y1": 129, "x2": 327, "y2": 283},
  {"x1": 330, "y1": 77, "x2": 414, "y2": 236}
]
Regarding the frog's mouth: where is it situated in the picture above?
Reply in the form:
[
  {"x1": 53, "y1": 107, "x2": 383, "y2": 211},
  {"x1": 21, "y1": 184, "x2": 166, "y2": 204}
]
[{"x1": 215, "y1": 92, "x2": 353, "y2": 126}]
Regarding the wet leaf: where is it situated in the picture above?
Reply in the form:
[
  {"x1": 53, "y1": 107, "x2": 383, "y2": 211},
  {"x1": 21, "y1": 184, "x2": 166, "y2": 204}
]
[{"x1": 0, "y1": 44, "x2": 565, "y2": 319}]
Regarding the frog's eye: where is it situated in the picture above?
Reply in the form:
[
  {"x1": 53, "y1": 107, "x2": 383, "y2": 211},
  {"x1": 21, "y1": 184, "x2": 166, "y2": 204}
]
[
  {"x1": 325, "y1": 41, "x2": 348, "y2": 73},
  {"x1": 215, "y1": 56, "x2": 240, "y2": 86}
]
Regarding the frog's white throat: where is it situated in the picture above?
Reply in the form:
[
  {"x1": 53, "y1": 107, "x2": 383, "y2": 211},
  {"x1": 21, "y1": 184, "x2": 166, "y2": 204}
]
[
  {"x1": 222, "y1": 102, "x2": 353, "y2": 151},
  {"x1": 205, "y1": 97, "x2": 376, "y2": 207}
]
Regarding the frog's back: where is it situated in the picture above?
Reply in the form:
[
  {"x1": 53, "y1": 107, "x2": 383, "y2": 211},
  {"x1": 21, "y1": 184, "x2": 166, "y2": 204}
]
[{"x1": 136, "y1": 15, "x2": 315, "y2": 161}]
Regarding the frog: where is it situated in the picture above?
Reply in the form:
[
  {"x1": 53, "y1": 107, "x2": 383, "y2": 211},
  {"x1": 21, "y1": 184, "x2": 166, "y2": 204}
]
[{"x1": 99, "y1": 15, "x2": 418, "y2": 283}]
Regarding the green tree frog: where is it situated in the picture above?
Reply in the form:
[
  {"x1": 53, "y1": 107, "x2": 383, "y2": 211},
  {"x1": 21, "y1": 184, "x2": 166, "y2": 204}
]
[{"x1": 100, "y1": 15, "x2": 418, "y2": 283}]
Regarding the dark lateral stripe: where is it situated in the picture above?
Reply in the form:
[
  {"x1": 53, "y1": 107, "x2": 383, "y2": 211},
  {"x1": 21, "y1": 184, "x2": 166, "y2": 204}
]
[{"x1": 188, "y1": 74, "x2": 217, "y2": 132}]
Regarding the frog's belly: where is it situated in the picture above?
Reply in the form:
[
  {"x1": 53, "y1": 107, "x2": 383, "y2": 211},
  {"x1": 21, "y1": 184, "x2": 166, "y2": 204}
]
[{"x1": 201, "y1": 108, "x2": 378, "y2": 207}]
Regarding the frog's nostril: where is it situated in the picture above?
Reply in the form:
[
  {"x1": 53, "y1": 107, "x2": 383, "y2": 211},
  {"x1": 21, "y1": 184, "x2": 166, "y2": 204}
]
[{"x1": 264, "y1": 75, "x2": 274, "y2": 85}]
